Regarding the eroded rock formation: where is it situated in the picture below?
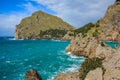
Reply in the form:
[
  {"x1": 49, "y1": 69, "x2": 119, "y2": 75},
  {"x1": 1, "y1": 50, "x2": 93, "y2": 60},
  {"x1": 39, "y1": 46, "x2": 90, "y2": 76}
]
[
  {"x1": 25, "y1": 69, "x2": 42, "y2": 80},
  {"x1": 55, "y1": 0, "x2": 120, "y2": 80}
]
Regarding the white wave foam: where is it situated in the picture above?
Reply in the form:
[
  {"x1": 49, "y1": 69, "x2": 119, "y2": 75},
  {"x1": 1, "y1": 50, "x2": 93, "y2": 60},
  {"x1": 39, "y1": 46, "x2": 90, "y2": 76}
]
[
  {"x1": 0, "y1": 56, "x2": 5, "y2": 59},
  {"x1": 51, "y1": 39, "x2": 61, "y2": 42},
  {"x1": 66, "y1": 52, "x2": 80, "y2": 59},
  {"x1": 47, "y1": 76, "x2": 54, "y2": 80},
  {"x1": 66, "y1": 52, "x2": 71, "y2": 54},
  {"x1": 28, "y1": 65, "x2": 32, "y2": 68},
  {"x1": 80, "y1": 59, "x2": 85, "y2": 62},
  {"x1": 6, "y1": 60, "x2": 11, "y2": 63},
  {"x1": 59, "y1": 50, "x2": 65, "y2": 54},
  {"x1": 64, "y1": 65, "x2": 79, "y2": 73},
  {"x1": 70, "y1": 55, "x2": 80, "y2": 59},
  {"x1": 47, "y1": 52, "x2": 84, "y2": 80},
  {"x1": 3, "y1": 76, "x2": 7, "y2": 79},
  {"x1": 8, "y1": 38, "x2": 15, "y2": 40},
  {"x1": 20, "y1": 62, "x2": 23, "y2": 65},
  {"x1": 24, "y1": 59, "x2": 28, "y2": 61}
]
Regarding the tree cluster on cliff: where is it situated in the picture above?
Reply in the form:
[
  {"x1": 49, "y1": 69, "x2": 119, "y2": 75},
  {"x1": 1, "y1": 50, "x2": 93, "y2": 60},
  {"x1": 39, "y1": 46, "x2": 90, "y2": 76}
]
[
  {"x1": 39, "y1": 29, "x2": 67, "y2": 38},
  {"x1": 79, "y1": 58, "x2": 104, "y2": 80},
  {"x1": 68, "y1": 23, "x2": 95, "y2": 37}
]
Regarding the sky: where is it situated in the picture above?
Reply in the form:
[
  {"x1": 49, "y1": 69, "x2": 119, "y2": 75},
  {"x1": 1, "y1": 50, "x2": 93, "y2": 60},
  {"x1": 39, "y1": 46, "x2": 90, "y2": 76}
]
[{"x1": 0, "y1": 0, "x2": 115, "y2": 36}]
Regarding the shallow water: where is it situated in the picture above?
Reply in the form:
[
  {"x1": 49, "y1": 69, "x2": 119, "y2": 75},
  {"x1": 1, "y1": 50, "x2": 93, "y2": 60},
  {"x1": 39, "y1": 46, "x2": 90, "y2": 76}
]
[
  {"x1": 0, "y1": 37, "x2": 84, "y2": 80},
  {"x1": 104, "y1": 41, "x2": 119, "y2": 48}
]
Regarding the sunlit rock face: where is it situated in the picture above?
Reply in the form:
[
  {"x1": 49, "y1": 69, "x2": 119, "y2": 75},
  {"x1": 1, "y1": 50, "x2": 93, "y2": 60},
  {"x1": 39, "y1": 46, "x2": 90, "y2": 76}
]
[
  {"x1": 25, "y1": 69, "x2": 42, "y2": 80},
  {"x1": 15, "y1": 11, "x2": 74, "y2": 40},
  {"x1": 57, "y1": 1, "x2": 120, "y2": 80}
]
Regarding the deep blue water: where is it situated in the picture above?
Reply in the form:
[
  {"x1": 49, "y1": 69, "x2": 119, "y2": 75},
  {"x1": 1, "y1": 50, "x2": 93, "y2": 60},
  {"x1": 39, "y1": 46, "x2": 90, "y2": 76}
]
[{"x1": 0, "y1": 37, "x2": 84, "y2": 80}]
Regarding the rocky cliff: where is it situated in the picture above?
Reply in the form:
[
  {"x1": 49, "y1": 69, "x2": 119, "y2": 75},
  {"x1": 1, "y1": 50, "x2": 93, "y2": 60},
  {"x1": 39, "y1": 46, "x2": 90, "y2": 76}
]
[
  {"x1": 15, "y1": 11, "x2": 74, "y2": 40},
  {"x1": 55, "y1": 0, "x2": 120, "y2": 80}
]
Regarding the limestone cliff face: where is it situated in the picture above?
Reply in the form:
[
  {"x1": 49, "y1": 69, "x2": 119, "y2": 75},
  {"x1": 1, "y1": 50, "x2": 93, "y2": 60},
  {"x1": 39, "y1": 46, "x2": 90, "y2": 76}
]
[
  {"x1": 66, "y1": 0, "x2": 120, "y2": 58},
  {"x1": 98, "y1": 1, "x2": 120, "y2": 41},
  {"x1": 62, "y1": 31, "x2": 75, "y2": 40},
  {"x1": 85, "y1": 68, "x2": 103, "y2": 80},
  {"x1": 15, "y1": 11, "x2": 74, "y2": 40},
  {"x1": 55, "y1": 0, "x2": 120, "y2": 80},
  {"x1": 55, "y1": 72, "x2": 80, "y2": 80}
]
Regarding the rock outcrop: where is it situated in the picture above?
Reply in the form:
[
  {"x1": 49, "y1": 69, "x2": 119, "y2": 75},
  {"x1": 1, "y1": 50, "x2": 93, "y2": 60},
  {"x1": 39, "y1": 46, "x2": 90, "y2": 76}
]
[
  {"x1": 15, "y1": 11, "x2": 74, "y2": 40},
  {"x1": 62, "y1": 31, "x2": 75, "y2": 40},
  {"x1": 66, "y1": 0, "x2": 120, "y2": 57},
  {"x1": 85, "y1": 68, "x2": 103, "y2": 80},
  {"x1": 54, "y1": 72, "x2": 80, "y2": 80},
  {"x1": 103, "y1": 48, "x2": 120, "y2": 80},
  {"x1": 25, "y1": 69, "x2": 42, "y2": 80},
  {"x1": 55, "y1": 0, "x2": 120, "y2": 80}
]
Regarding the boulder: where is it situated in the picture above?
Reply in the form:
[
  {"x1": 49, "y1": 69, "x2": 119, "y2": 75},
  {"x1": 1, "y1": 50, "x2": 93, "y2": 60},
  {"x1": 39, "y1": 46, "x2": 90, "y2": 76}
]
[
  {"x1": 25, "y1": 69, "x2": 42, "y2": 80},
  {"x1": 85, "y1": 68, "x2": 103, "y2": 80}
]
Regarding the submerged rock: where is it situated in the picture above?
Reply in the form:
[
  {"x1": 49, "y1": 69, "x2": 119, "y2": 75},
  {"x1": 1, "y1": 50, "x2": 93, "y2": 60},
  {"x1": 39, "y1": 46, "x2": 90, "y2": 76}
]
[{"x1": 25, "y1": 69, "x2": 42, "y2": 80}]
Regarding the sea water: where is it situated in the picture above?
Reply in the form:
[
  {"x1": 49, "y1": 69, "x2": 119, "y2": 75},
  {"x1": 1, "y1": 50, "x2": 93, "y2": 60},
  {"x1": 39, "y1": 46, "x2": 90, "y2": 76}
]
[
  {"x1": 104, "y1": 41, "x2": 119, "y2": 48},
  {"x1": 0, "y1": 37, "x2": 84, "y2": 80}
]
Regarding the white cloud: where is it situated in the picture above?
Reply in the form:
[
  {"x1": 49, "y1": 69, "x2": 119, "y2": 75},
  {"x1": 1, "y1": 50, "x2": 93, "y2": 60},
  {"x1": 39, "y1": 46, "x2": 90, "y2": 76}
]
[
  {"x1": 0, "y1": 0, "x2": 115, "y2": 36},
  {"x1": 0, "y1": 13, "x2": 27, "y2": 36},
  {"x1": 0, "y1": 2, "x2": 39, "y2": 36},
  {"x1": 21, "y1": 2, "x2": 39, "y2": 13},
  {"x1": 32, "y1": 0, "x2": 115, "y2": 27}
]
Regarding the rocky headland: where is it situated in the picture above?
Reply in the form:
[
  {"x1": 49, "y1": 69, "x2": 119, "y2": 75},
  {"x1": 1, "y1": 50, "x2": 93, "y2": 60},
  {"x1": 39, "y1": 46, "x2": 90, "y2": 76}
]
[
  {"x1": 15, "y1": 11, "x2": 74, "y2": 40},
  {"x1": 55, "y1": 0, "x2": 120, "y2": 80}
]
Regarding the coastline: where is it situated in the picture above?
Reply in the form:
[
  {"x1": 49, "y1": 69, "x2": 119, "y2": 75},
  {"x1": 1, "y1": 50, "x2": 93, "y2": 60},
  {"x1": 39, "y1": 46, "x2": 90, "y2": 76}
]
[{"x1": 0, "y1": 39, "x2": 84, "y2": 80}]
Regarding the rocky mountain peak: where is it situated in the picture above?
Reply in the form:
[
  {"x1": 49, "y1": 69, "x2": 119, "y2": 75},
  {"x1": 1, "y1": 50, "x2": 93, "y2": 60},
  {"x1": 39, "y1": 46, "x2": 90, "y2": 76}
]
[
  {"x1": 115, "y1": 0, "x2": 120, "y2": 4},
  {"x1": 15, "y1": 10, "x2": 74, "y2": 40}
]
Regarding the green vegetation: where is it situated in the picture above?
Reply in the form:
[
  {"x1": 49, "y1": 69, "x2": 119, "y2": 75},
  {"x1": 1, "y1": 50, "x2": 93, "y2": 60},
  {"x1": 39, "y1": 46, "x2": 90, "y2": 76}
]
[
  {"x1": 68, "y1": 23, "x2": 95, "y2": 37},
  {"x1": 39, "y1": 29, "x2": 67, "y2": 38},
  {"x1": 68, "y1": 32, "x2": 76, "y2": 37},
  {"x1": 93, "y1": 29, "x2": 100, "y2": 37},
  {"x1": 68, "y1": 22, "x2": 102, "y2": 38},
  {"x1": 15, "y1": 11, "x2": 74, "y2": 39},
  {"x1": 74, "y1": 23, "x2": 94, "y2": 35},
  {"x1": 79, "y1": 58, "x2": 103, "y2": 80}
]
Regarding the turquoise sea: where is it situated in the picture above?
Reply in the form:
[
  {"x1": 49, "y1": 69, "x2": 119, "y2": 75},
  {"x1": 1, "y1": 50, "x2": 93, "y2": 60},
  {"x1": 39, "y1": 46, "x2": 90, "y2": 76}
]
[
  {"x1": 0, "y1": 37, "x2": 84, "y2": 80},
  {"x1": 104, "y1": 41, "x2": 119, "y2": 48}
]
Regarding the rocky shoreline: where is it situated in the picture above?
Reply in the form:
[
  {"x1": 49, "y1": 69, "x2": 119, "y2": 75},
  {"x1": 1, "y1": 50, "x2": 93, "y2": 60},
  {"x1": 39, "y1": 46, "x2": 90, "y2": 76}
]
[
  {"x1": 54, "y1": 0, "x2": 120, "y2": 80},
  {"x1": 24, "y1": 0, "x2": 120, "y2": 80}
]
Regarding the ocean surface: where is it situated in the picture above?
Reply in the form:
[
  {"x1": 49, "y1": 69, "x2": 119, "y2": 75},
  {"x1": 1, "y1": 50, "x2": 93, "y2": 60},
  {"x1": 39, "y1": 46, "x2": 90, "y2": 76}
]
[{"x1": 0, "y1": 37, "x2": 84, "y2": 80}]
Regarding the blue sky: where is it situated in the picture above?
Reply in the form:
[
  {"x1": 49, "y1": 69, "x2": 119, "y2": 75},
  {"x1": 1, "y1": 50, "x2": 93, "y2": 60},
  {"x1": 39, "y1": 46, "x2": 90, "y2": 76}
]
[{"x1": 0, "y1": 0, "x2": 115, "y2": 36}]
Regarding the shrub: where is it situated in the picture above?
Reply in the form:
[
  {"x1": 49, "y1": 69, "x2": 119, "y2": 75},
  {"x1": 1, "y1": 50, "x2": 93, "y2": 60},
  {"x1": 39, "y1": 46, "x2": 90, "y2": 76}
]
[
  {"x1": 74, "y1": 23, "x2": 95, "y2": 36},
  {"x1": 93, "y1": 29, "x2": 100, "y2": 38},
  {"x1": 39, "y1": 29, "x2": 67, "y2": 38},
  {"x1": 79, "y1": 58, "x2": 103, "y2": 80}
]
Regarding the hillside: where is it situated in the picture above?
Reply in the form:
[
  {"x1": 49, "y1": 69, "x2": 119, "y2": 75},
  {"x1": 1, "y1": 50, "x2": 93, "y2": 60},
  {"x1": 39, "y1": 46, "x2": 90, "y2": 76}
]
[
  {"x1": 55, "y1": 0, "x2": 120, "y2": 80},
  {"x1": 15, "y1": 11, "x2": 74, "y2": 40}
]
